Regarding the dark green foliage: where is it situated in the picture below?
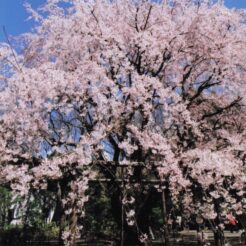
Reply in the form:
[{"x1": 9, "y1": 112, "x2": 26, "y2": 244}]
[
  {"x1": 83, "y1": 183, "x2": 119, "y2": 241},
  {"x1": 0, "y1": 223, "x2": 59, "y2": 245},
  {"x1": 0, "y1": 187, "x2": 12, "y2": 227}
]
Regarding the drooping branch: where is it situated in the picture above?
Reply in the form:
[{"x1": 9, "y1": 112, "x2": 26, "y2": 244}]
[{"x1": 201, "y1": 96, "x2": 242, "y2": 120}]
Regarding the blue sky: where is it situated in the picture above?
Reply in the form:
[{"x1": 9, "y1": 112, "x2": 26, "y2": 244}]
[
  {"x1": 0, "y1": 0, "x2": 46, "y2": 42},
  {"x1": 0, "y1": 0, "x2": 246, "y2": 42}
]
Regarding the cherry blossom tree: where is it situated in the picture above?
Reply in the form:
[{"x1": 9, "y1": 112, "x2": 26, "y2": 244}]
[{"x1": 0, "y1": 0, "x2": 246, "y2": 245}]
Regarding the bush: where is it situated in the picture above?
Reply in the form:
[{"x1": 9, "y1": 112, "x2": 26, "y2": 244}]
[{"x1": 0, "y1": 223, "x2": 59, "y2": 245}]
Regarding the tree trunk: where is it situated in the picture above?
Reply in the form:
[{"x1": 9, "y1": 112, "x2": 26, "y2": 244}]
[
  {"x1": 69, "y1": 206, "x2": 78, "y2": 246},
  {"x1": 161, "y1": 189, "x2": 169, "y2": 246},
  {"x1": 214, "y1": 229, "x2": 224, "y2": 246},
  {"x1": 54, "y1": 182, "x2": 66, "y2": 246},
  {"x1": 58, "y1": 213, "x2": 66, "y2": 246},
  {"x1": 121, "y1": 199, "x2": 124, "y2": 246},
  {"x1": 22, "y1": 193, "x2": 31, "y2": 244}
]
